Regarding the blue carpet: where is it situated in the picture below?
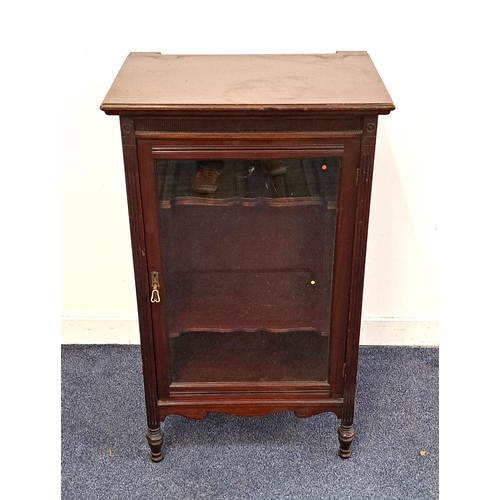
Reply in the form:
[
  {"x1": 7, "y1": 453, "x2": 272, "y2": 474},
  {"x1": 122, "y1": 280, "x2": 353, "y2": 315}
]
[{"x1": 61, "y1": 345, "x2": 438, "y2": 499}]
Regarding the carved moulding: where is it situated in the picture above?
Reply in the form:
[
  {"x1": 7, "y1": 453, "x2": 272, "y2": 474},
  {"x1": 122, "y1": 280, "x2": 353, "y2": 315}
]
[{"x1": 158, "y1": 401, "x2": 343, "y2": 420}]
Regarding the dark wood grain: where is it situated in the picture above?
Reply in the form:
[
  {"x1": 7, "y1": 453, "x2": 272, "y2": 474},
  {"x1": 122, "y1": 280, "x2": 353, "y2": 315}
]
[
  {"x1": 101, "y1": 52, "x2": 394, "y2": 114},
  {"x1": 102, "y1": 53, "x2": 394, "y2": 461},
  {"x1": 340, "y1": 116, "x2": 379, "y2": 459},
  {"x1": 119, "y1": 116, "x2": 163, "y2": 460}
]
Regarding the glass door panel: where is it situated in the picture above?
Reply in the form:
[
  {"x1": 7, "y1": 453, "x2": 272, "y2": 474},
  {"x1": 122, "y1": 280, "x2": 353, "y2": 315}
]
[{"x1": 155, "y1": 157, "x2": 340, "y2": 383}]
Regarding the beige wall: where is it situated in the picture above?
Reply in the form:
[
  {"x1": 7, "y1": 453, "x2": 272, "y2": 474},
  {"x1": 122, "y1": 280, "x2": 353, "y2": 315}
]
[{"x1": 60, "y1": 1, "x2": 439, "y2": 344}]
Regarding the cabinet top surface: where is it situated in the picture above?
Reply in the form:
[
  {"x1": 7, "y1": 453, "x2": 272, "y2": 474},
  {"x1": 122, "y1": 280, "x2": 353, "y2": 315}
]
[{"x1": 101, "y1": 52, "x2": 394, "y2": 114}]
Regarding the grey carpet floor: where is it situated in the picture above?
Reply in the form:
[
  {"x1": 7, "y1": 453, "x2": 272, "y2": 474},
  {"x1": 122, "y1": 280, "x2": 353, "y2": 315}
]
[{"x1": 61, "y1": 345, "x2": 438, "y2": 499}]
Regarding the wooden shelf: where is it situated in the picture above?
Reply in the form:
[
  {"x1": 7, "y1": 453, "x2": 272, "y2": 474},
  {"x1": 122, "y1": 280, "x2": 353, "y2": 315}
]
[
  {"x1": 166, "y1": 270, "x2": 332, "y2": 337},
  {"x1": 170, "y1": 330, "x2": 330, "y2": 383},
  {"x1": 156, "y1": 157, "x2": 340, "y2": 209}
]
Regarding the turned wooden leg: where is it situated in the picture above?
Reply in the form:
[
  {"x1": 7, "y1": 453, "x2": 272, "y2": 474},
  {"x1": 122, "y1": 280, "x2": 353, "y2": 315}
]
[
  {"x1": 146, "y1": 426, "x2": 164, "y2": 462},
  {"x1": 338, "y1": 423, "x2": 354, "y2": 459}
]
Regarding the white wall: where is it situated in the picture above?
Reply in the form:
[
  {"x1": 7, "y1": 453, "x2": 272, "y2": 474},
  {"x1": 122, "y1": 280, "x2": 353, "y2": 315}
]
[{"x1": 60, "y1": 0, "x2": 442, "y2": 344}]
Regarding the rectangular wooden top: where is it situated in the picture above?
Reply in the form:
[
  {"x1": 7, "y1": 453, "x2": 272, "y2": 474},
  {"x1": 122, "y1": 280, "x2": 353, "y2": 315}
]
[{"x1": 101, "y1": 52, "x2": 394, "y2": 114}]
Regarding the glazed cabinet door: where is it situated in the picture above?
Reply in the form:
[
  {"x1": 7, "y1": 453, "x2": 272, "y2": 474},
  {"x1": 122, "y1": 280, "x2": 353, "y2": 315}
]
[{"x1": 136, "y1": 136, "x2": 360, "y2": 401}]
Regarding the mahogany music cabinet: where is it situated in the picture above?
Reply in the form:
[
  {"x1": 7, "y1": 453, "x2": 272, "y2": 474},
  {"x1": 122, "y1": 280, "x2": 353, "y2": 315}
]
[{"x1": 101, "y1": 52, "x2": 394, "y2": 461}]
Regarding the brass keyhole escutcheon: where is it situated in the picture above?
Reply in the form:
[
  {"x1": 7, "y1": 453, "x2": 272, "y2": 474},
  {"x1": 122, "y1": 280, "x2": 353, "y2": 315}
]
[{"x1": 150, "y1": 271, "x2": 160, "y2": 303}]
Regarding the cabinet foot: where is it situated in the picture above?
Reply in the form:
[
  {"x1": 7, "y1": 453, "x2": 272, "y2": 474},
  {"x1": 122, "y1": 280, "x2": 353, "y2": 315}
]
[
  {"x1": 147, "y1": 426, "x2": 164, "y2": 462},
  {"x1": 338, "y1": 424, "x2": 354, "y2": 459}
]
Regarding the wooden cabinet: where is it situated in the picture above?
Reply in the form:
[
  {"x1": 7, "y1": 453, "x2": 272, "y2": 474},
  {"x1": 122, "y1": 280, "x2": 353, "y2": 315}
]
[{"x1": 101, "y1": 52, "x2": 394, "y2": 461}]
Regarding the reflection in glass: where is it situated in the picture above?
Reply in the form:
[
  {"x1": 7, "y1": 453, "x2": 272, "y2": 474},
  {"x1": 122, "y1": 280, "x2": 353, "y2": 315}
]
[{"x1": 155, "y1": 158, "x2": 340, "y2": 383}]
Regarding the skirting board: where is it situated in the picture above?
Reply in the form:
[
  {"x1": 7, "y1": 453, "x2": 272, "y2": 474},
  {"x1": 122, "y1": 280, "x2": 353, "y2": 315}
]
[{"x1": 61, "y1": 318, "x2": 439, "y2": 346}]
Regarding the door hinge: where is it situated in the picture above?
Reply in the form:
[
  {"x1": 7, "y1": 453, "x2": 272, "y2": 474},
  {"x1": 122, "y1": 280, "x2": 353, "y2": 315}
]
[
  {"x1": 150, "y1": 271, "x2": 160, "y2": 303},
  {"x1": 342, "y1": 363, "x2": 346, "y2": 379},
  {"x1": 356, "y1": 168, "x2": 360, "y2": 187}
]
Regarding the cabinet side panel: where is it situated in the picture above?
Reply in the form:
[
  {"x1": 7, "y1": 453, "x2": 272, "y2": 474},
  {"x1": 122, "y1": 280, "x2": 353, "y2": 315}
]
[
  {"x1": 342, "y1": 116, "x2": 379, "y2": 425},
  {"x1": 119, "y1": 117, "x2": 161, "y2": 426}
]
